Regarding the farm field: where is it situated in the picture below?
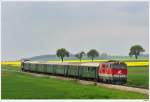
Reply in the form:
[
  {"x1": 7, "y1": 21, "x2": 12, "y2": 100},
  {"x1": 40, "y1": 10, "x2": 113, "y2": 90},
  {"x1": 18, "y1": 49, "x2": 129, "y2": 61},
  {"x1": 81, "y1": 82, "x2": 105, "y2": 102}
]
[
  {"x1": 49, "y1": 60, "x2": 149, "y2": 67},
  {"x1": 1, "y1": 59, "x2": 149, "y2": 67},
  {"x1": 127, "y1": 66, "x2": 149, "y2": 88},
  {"x1": 1, "y1": 64, "x2": 149, "y2": 99}
]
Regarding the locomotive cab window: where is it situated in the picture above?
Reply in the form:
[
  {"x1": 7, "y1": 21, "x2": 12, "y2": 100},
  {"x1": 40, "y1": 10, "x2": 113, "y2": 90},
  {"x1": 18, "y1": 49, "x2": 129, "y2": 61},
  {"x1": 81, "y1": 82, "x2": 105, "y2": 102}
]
[
  {"x1": 110, "y1": 64, "x2": 112, "y2": 68},
  {"x1": 112, "y1": 64, "x2": 127, "y2": 69},
  {"x1": 102, "y1": 64, "x2": 105, "y2": 68}
]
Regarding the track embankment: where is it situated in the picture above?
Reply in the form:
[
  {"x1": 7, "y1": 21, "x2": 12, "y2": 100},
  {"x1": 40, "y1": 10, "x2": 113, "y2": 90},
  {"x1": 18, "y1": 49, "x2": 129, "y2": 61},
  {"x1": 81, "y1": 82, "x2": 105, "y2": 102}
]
[{"x1": 78, "y1": 80, "x2": 148, "y2": 95}]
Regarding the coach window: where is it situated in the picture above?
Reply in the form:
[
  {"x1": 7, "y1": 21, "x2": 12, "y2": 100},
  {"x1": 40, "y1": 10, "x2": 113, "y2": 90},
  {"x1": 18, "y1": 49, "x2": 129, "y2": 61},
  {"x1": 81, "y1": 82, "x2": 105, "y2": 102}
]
[
  {"x1": 88, "y1": 67, "x2": 90, "y2": 71},
  {"x1": 92, "y1": 67, "x2": 95, "y2": 71},
  {"x1": 35, "y1": 64, "x2": 38, "y2": 68}
]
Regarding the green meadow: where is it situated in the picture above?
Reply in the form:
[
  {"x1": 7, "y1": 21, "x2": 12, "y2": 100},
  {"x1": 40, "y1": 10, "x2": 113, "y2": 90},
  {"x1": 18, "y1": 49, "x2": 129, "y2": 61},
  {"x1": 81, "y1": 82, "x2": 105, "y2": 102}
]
[
  {"x1": 127, "y1": 66, "x2": 149, "y2": 88},
  {"x1": 1, "y1": 65, "x2": 148, "y2": 99}
]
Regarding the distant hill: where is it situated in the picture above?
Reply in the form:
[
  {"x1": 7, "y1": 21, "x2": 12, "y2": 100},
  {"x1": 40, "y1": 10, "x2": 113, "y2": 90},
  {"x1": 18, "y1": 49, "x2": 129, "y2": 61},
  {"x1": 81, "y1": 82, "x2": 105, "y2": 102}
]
[
  {"x1": 27, "y1": 54, "x2": 58, "y2": 61},
  {"x1": 27, "y1": 54, "x2": 78, "y2": 61},
  {"x1": 140, "y1": 54, "x2": 149, "y2": 57},
  {"x1": 25, "y1": 54, "x2": 148, "y2": 61}
]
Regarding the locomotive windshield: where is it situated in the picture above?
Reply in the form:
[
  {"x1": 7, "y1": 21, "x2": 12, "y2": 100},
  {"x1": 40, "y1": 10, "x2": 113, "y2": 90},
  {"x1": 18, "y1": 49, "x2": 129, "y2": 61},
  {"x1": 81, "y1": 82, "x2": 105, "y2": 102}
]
[{"x1": 111, "y1": 64, "x2": 127, "y2": 69}]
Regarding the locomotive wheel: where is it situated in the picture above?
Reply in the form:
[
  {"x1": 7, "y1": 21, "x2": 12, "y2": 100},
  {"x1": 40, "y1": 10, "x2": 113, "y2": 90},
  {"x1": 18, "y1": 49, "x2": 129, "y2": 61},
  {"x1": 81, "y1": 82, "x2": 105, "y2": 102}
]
[
  {"x1": 109, "y1": 80, "x2": 112, "y2": 84},
  {"x1": 103, "y1": 79, "x2": 107, "y2": 83},
  {"x1": 108, "y1": 80, "x2": 111, "y2": 84},
  {"x1": 111, "y1": 81, "x2": 116, "y2": 84}
]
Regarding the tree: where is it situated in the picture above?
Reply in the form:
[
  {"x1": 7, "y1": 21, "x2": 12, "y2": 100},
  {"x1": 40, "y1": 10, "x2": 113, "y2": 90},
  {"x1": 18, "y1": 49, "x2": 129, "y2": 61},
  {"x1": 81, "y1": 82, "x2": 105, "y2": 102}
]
[
  {"x1": 56, "y1": 48, "x2": 69, "y2": 62},
  {"x1": 129, "y1": 45, "x2": 145, "y2": 59},
  {"x1": 87, "y1": 49, "x2": 99, "y2": 62},
  {"x1": 75, "y1": 51, "x2": 85, "y2": 62},
  {"x1": 129, "y1": 51, "x2": 133, "y2": 58}
]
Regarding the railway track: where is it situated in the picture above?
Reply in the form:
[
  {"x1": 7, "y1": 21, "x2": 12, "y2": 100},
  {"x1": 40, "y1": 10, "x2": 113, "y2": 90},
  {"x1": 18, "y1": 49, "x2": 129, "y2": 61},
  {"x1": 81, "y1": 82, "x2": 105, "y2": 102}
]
[{"x1": 2, "y1": 68, "x2": 149, "y2": 95}]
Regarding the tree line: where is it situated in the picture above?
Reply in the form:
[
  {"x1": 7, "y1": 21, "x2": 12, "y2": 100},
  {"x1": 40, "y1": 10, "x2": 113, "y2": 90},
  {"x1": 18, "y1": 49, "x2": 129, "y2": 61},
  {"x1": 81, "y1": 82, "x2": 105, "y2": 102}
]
[
  {"x1": 56, "y1": 45, "x2": 145, "y2": 62},
  {"x1": 56, "y1": 48, "x2": 99, "y2": 62}
]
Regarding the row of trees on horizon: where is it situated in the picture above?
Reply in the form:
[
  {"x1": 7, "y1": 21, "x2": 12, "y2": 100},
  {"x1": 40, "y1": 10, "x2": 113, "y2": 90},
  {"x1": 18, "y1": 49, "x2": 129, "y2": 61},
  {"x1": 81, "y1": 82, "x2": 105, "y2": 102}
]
[{"x1": 56, "y1": 45, "x2": 145, "y2": 62}]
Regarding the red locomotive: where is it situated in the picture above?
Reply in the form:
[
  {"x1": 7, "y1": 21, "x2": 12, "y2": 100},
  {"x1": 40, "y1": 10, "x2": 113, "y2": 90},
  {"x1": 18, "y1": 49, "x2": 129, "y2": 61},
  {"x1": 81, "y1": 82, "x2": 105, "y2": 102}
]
[{"x1": 98, "y1": 61, "x2": 127, "y2": 84}]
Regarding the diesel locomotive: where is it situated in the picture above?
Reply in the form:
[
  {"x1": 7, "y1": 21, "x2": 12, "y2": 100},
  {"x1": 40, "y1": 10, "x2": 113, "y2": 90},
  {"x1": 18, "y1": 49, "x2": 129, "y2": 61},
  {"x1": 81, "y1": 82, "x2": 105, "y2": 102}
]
[{"x1": 21, "y1": 61, "x2": 127, "y2": 84}]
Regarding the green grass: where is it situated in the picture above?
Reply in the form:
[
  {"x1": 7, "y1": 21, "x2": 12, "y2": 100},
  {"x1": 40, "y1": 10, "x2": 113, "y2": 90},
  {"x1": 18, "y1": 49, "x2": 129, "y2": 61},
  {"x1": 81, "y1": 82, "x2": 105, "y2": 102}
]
[
  {"x1": 1, "y1": 65, "x2": 148, "y2": 99},
  {"x1": 127, "y1": 66, "x2": 149, "y2": 88}
]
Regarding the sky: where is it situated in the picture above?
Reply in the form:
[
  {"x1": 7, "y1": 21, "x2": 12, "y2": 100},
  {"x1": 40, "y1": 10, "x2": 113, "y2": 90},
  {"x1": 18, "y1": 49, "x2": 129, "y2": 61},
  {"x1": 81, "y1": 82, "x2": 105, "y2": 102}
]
[{"x1": 1, "y1": 2, "x2": 149, "y2": 61}]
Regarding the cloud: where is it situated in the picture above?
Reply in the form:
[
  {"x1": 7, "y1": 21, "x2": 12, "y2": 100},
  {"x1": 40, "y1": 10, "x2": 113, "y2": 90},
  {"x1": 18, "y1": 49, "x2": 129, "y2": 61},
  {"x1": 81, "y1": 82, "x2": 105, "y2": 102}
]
[{"x1": 1, "y1": 2, "x2": 149, "y2": 60}]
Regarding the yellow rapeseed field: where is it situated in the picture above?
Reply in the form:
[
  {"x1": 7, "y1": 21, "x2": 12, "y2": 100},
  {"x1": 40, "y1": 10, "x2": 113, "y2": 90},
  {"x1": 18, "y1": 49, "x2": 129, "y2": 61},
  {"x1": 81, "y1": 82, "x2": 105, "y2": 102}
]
[
  {"x1": 0, "y1": 61, "x2": 21, "y2": 67},
  {"x1": 48, "y1": 60, "x2": 149, "y2": 67},
  {"x1": 125, "y1": 62, "x2": 149, "y2": 67},
  {"x1": 1, "y1": 60, "x2": 149, "y2": 67}
]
